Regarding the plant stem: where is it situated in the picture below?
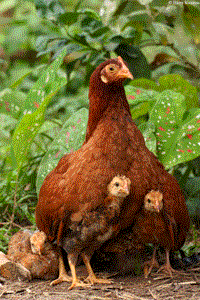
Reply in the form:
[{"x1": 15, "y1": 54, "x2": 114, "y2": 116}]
[{"x1": 8, "y1": 173, "x2": 19, "y2": 231}]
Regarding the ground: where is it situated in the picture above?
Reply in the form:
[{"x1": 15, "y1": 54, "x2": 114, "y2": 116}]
[{"x1": 1, "y1": 267, "x2": 200, "y2": 300}]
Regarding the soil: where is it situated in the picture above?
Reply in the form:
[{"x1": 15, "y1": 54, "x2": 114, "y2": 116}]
[{"x1": 1, "y1": 267, "x2": 200, "y2": 300}]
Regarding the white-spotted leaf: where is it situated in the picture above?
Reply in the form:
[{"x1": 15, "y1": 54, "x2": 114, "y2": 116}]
[
  {"x1": 36, "y1": 108, "x2": 88, "y2": 195},
  {"x1": 11, "y1": 48, "x2": 68, "y2": 169}
]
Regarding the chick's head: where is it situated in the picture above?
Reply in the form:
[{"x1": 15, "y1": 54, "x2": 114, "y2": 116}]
[
  {"x1": 108, "y1": 175, "x2": 131, "y2": 198},
  {"x1": 30, "y1": 231, "x2": 47, "y2": 255},
  {"x1": 144, "y1": 190, "x2": 163, "y2": 213}
]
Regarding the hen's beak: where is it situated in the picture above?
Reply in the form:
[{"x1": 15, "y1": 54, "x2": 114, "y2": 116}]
[{"x1": 117, "y1": 56, "x2": 134, "y2": 80}]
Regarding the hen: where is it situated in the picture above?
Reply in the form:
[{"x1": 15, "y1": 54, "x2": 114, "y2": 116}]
[
  {"x1": 36, "y1": 56, "x2": 190, "y2": 287},
  {"x1": 132, "y1": 190, "x2": 177, "y2": 277},
  {"x1": 35, "y1": 175, "x2": 130, "y2": 289}
]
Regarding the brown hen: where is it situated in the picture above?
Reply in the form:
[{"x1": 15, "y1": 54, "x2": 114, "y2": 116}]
[
  {"x1": 35, "y1": 175, "x2": 130, "y2": 289},
  {"x1": 36, "y1": 56, "x2": 190, "y2": 288},
  {"x1": 132, "y1": 190, "x2": 178, "y2": 277}
]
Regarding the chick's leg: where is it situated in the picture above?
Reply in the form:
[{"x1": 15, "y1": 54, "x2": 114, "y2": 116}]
[
  {"x1": 50, "y1": 255, "x2": 72, "y2": 286},
  {"x1": 82, "y1": 253, "x2": 112, "y2": 285},
  {"x1": 157, "y1": 249, "x2": 177, "y2": 277},
  {"x1": 143, "y1": 247, "x2": 159, "y2": 278},
  {"x1": 68, "y1": 253, "x2": 90, "y2": 290}
]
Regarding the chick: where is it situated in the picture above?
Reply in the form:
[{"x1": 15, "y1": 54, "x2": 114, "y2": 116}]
[
  {"x1": 132, "y1": 190, "x2": 177, "y2": 278},
  {"x1": 33, "y1": 175, "x2": 131, "y2": 290},
  {"x1": 30, "y1": 231, "x2": 47, "y2": 256}
]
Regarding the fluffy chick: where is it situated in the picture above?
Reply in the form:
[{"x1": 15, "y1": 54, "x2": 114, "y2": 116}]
[
  {"x1": 6, "y1": 230, "x2": 59, "y2": 280},
  {"x1": 39, "y1": 175, "x2": 130, "y2": 290},
  {"x1": 132, "y1": 190, "x2": 177, "y2": 278},
  {"x1": 30, "y1": 231, "x2": 47, "y2": 256}
]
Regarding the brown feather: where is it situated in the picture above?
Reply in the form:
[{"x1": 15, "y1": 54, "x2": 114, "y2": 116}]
[{"x1": 36, "y1": 57, "x2": 190, "y2": 262}]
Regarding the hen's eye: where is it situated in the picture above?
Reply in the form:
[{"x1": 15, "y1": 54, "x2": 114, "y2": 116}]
[
  {"x1": 115, "y1": 182, "x2": 119, "y2": 187},
  {"x1": 109, "y1": 66, "x2": 115, "y2": 71},
  {"x1": 147, "y1": 199, "x2": 151, "y2": 203}
]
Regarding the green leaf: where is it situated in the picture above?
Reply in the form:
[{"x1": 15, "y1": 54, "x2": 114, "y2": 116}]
[
  {"x1": 58, "y1": 12, "x2": 79, "y2": 25},
  {"x1": 139, "y1": 121, "x2": 157, "y2": 155},
  {"x1": 131, "y1": 101, "x2": 151, "y2": 119},
  {"x1": 158, "y1": 74, "x2": 199, "y2": 110},
  {"x1": 0, "y1": 89, "x2": 26, "y2": 119},
  {"x1": 36, "y1": 108, "x2": 89, "y2": 195},
  {"x1": 78, "y1": 8, "x2": 101, "y2": 21},
  {"x1": 90, "y1": 26, "x2": 110, "y2": 38},
  {"x1": 128, "y1": 10, "x2": 149, "y2": 25},
  {"x1": 129, "y1": 78, "x2": 161, "y2": 91},
  {"x1": 11, "y1": 47, "x2": 68, "y2": 169},
  {"x1": 148, "y1": 90, "x2": 200, "y2": 169},
  {"x1": 125, "y1": 85, "x2": 159, "y2": 106}
]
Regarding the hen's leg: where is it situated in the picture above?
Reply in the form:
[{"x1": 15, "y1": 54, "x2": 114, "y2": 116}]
[
  {"x1": 157, "y1": 249, "x2": 177, "y2": 277},
  {"x1": 50, "y1": 255, "x2": 72, "y2": 286},
  {"x1": 82, "y1": 253, "x2": 112, "y2": 285},
  {"x1": 143, "y1": 247, "x2": 160, "y2": 278},
  {"x1": 68, "y1": 253, "x2": 90, "y2": 290}
]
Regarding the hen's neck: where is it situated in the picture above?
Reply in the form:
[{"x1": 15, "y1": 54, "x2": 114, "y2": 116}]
[{"x1": 84, "y1": 77, "x2": 131, "y2": 143}]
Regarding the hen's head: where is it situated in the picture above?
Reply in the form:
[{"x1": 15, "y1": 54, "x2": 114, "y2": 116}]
[
  {"x1": 108, "y1": 175, "x2": 131, "y2": 198},
  {"x1": 30, "y1": 231, "x2": 47, "y2": 255},
  {"x1": 100, "y1": 56, "x2": 133, "y2": 84},
  {"x1": 144, "y1": 190, "x2": 163, "y2": 213}
]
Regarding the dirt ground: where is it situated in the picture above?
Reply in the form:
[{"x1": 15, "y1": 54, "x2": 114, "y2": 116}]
[{"x1": 1, "y1": 267, "x2": 200, "y2": 300}]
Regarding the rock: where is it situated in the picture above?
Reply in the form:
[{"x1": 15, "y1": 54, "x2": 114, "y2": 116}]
[{"x1": 0, "y1": 251, "x2": 31, "y2": 281}]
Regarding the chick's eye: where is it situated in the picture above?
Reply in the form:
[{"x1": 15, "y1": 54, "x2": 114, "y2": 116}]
[
  {"x1": 147, "y1": 199, "x2": 151, "y2": 203},
  {"x1": 109, "y1": 66, "x2": 115, "y2": 71},
  {"x1": 115, "y1": 182, "x2": 119, "y2": 187}
]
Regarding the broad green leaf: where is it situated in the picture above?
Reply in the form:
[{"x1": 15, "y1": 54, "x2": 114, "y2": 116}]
[
  {"x1": 36, "y1": 108, "x2": 89, "y2": 195},
  {"x1": 182, "y1": 4, "x2": 200, "y2": 41},
  {"x1": 11, "y1": 48, "x2": 68, "y2": 169},
  {"x1": 163, "y1": 109, "x2": 200, "y2": 168},
  {"x1": 125, "y1": 85, "x2": 159, "y2": 106},
  {"x1": 0, "y1": 113, "x2": 17, "y2": 147},
  {"x1": 150, "y1": 90, "x2": 186, "y2": 127},
  {"x1": 148, "y1": 90, "x2": 200, "y2": 169},
  {"x1": 129, "y1": 78, "x2": 161, "y2": 91},
  {"x1": 131, "y1": 102, "x2": 152, "y2": 119},
  {"x1": 78, "y1": 8, "x2": 101, "y2": 21},
  {"x1": 158, "y1": 74, "x2": 199, "y2": 109},
  {"x1": 24, "y1": 47, "x2": 67, "y2": 114},
  {"x1": 58, "y1": 12, "x2": 79, "y2": 25},
  {"x1": 0, "y1": 89, "x2": 26, "y2": 119},
  {"x1": 139, "y1": 121, "x2": 157, "y2": 155},
  {"x1": 128, "y1": 10, "x2": 148, "y2": 25}
]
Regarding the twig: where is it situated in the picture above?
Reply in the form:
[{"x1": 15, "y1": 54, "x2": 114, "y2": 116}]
[
  {"x1": 8, "y1": 174, "x2": 18, "y2": 231},
  {"x1": 148, "y1": 288, "x2": 160, "y2": 300}
]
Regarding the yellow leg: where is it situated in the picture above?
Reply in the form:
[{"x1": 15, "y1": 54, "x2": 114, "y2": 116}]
[
  {"x1": 50, "y1": 255, "x2": 72, "y2": 286},
  {"x1": 143, "y1": 247, "x2": 159, "y2": 278},
  {"x1": 68, "y1": 253, "x2": 90, "y2": 290},
  {"x1": 157, "y1": 250, "x2": 177, "y2": 277},
  {"x1": 82, "y1": 253, "x2": 112, "y2": 285}
]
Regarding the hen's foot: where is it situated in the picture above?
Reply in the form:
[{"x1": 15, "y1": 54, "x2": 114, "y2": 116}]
[
  {"x1": 50, "y1": 274, "x2": 72, "y2": 286},
  {"x1": 157, "y1": 263, "x2": 177, "y2": 277},
  {"x1": 68, "y1": 280, "x2": 91, "y2": 290},
  {"x1": 143, "y1": 258, "x2": 160, "y2": 278},
  {"x1": 85, "y1": 274, "x2": 113, "y2": 285}
]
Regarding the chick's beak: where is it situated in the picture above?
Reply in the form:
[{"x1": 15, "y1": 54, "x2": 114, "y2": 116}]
[{"x1": 117, "y1": 56, "x2": 134, "y2": 80}]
